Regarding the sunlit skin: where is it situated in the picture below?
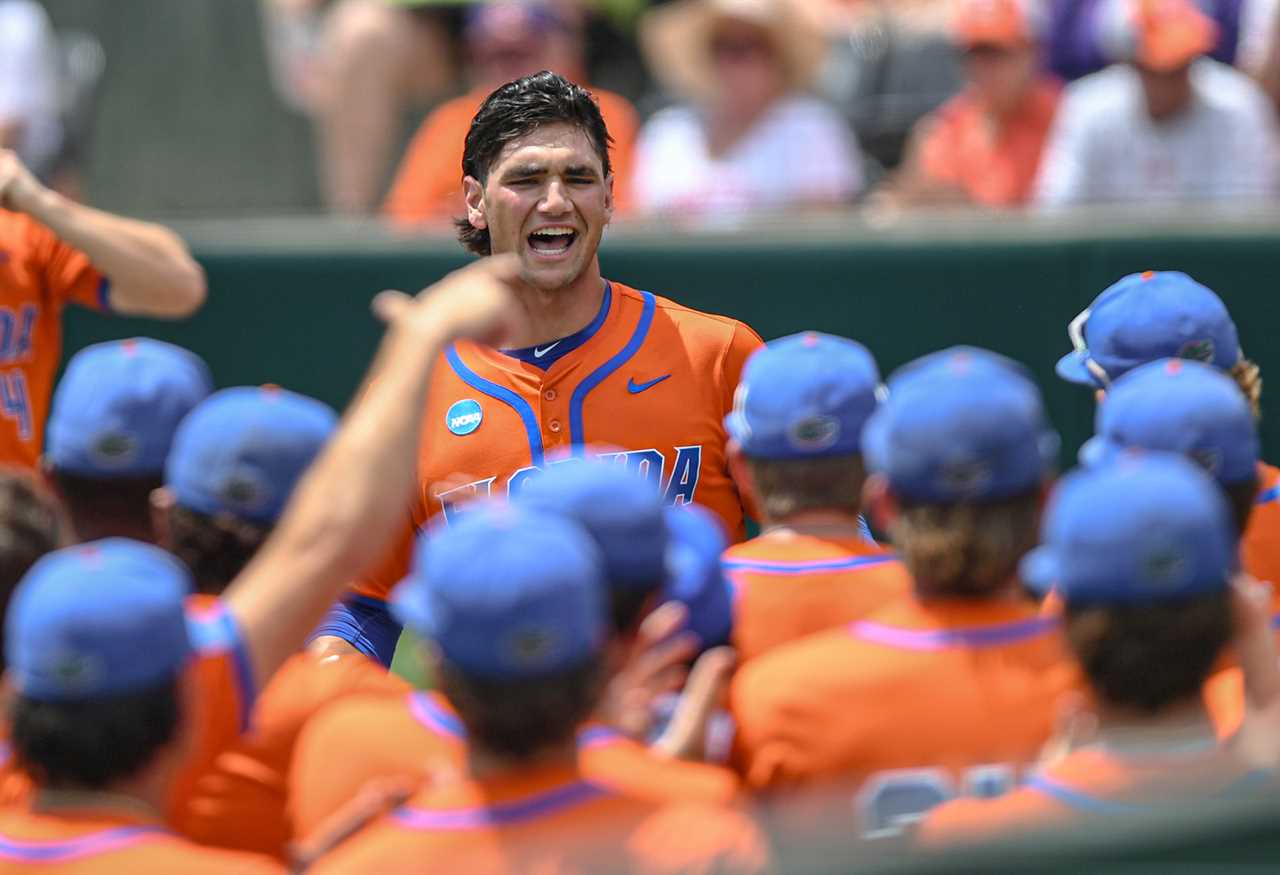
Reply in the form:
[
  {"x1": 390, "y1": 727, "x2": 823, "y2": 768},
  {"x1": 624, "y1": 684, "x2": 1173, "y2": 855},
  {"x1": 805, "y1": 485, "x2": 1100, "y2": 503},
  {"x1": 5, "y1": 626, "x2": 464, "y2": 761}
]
[{"x1": 462, "y1": 122, "x2": 614, "y2": 347}]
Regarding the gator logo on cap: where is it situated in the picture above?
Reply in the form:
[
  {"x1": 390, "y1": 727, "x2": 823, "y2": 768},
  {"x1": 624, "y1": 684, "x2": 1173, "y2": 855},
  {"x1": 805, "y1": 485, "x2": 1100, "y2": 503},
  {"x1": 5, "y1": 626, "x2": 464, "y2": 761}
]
[
  {"x1": 940, "y1": 460, "x2": 994, "y2": 497},
  {"x1": 787, "y1": 415, "x2": 840, "y2": 452},
  {"x1": 506, "y1": 626, "x2": 562, "y2": 668},
  {"x1": 1190, "y1": 447, "x2": 1223, "y2": 477},
  {"x1": 1177, "y1": 339, "x2": 1215, "y2": 364},
  {"x1": 90, "y1": 432, "x2": 139, "y2": 469},
  {"x1": 445, "y1": 399, "x2": 483, "y2": 436},
  {"x1": 1142, "y1": 547, "x2": 1189, "y2": 590},
  {"x1": 219, "y1": 472, "x2": 271, "y2": 514}
]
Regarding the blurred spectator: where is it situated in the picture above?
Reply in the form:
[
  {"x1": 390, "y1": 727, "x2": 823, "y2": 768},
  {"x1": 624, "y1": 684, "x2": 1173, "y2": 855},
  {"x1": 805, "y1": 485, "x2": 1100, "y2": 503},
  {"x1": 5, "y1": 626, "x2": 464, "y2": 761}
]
[
  {"x1": 886, "y1": 0, "x2": 1061, "y2": 207},
  {"x1": 383, "y1": 0, "x2": 638, "y2": 225},
  {"x1": 0, "y1": 0, "x2": 63, "y2": 179},
  {"x1": 264, "y1": 0, "x2": 461, "y2": 214},
  {"x1": 1035, "y1": 0, "x2": 1279, "y2": 206},
  {"x1": 632, "y1": 0, "x2": 862, "y2": 218}
]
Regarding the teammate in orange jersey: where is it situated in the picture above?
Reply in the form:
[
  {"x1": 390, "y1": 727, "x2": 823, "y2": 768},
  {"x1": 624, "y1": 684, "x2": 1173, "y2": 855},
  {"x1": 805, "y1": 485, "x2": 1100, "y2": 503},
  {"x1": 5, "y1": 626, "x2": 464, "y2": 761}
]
[
  {"x1": 0, "y1": 541, "x2": 282, "y2": 874},
  {"x1": 43, "y1": 339, "x2": 212, "y2": 544},
  {"x1": 721, "y1": 331, "x2": 911, "y2": 663},
  {"x1": 307, "y1": 502, "x2": 766, "y2": 875},
  {"x1": 150, "y1": 386, "x2": 408, "y2": 858},
  {"x1": 1054, "y1": 271, "x2": 1280, "y2": 598},
  {"x1": 312, "y1": 70, "x2": 763, "y2": 666},
  {"x1": 730, "y1": 348, "x2": 1075, "y2": 840},
  {"x1": 0, "y1": 149, "x2": 205, "y2": 472},
  {"x1": 291, "y1": 462, "x2": 740, "y2": 844},
  {"x1": 920, "y1": 455, "x2": 1275, "y2": 847}
]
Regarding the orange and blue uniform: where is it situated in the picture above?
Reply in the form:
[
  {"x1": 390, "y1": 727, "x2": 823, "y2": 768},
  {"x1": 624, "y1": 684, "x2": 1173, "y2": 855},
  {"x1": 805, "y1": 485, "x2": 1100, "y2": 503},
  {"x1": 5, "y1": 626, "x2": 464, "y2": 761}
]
[
  {"x1": 724, "y1": 532, "x2": 912, "y2": 664},
  {"x1": 917, "y1": 745, "x2": 1268, "y2": 847},
  {"x1": 1243, "y1": 462, "x2": 1280, "y2": 594},
  {"x1": 174, "y1": 651, "x2": 408, "y2": 858},
  {"x1": 730, "y1": 597, "x2": 1076, "y2": 837},
  {"x1": 306, "y1": 763, "x2": 766, "y2": 875},
  {"x1": 0, "y1": 212, "x2": 109, "y2": 470},
  {"x1": 324, "y1": 281, "x2": 762, "y2": 664},
  {"x1": 0, "y1": 807, "x2": 282, "y2": 874},
  {"x1": 289, "y1": 690, "x2": 741, "y2": 844}
]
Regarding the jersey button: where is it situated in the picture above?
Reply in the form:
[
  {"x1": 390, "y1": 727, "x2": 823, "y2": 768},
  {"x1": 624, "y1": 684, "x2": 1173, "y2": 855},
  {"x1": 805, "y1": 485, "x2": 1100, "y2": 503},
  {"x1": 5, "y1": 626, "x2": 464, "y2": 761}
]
[
  {"x1": 548, "y1": 420, "x2": 562, "y2": 433},
  {"x1": 544, "y1": 388, "x2": 557, "y2": 402}
]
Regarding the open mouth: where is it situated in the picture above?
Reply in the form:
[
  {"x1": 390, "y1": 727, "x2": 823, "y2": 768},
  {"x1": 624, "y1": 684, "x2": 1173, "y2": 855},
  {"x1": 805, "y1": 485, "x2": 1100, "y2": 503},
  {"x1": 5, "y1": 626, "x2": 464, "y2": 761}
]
[{"x1": 527, "y1": 227, "x2": 578, "y2": 258}]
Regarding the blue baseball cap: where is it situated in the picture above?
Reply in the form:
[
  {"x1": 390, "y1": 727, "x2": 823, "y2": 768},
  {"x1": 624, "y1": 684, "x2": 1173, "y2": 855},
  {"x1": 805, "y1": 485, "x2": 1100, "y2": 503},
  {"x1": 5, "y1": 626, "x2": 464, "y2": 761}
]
[
  {"x1": 725, "y1": 331, "x2": 882, "y2": 460},
  {"x1": 1056, "y1": 271, "x2": 1240, "y2": 388},
  {"x1": 1022, "y1": 454, "x2": 1237, "y2": 604},
  {"x1": 862, "y1": 346, "x2": 1059, "y2": 502},
  {"x1": 6, "y1": 539, "x2": 194, "y2": 701},
  {"x1": 1081, "y1": 359, "x2": 1259, "y2": 486},
  {"x1": 514, "y1": 460, "x2": 667, "y2": 593},
  {"x1": 47, "y1": 339, "x2": 213, "y2": 477},
  {"x1": 391, "y1": 502, "x2": 607, "y2": 680},
  {"x1": 662, "y1": 504, "x2": 731, "y2": 649},
  {"x1": 165, "y1": 386, "x2": 338, "y2": 524}
]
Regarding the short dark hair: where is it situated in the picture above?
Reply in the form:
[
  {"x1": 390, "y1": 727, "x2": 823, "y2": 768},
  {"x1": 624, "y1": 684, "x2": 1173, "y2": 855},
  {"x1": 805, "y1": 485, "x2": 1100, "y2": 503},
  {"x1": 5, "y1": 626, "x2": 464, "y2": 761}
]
[
  {"x1": 892, "y1": 489, "x2": 1042, "y2": 599},
  {"x1": 48, "y1": 469, "x2": 161, "y2": 544},
  {"x1": 1223, "y1": 476, "x2": 1261, "y2": 537},
  {"x1": 0, "y1": 471, "x2": 62, "y2": 665},
  {"x1": 438, "y1": 658, "x2": 603, "y2": 760},
  {"x1": 164, "y1": 504, "x2": 271, "y2": 596},
  {"x1": 456, "y1": 70, "x2": 613, "y2": 256},
  {"x1": 747, "y1": 454, "x2": 866, "y2": 520},
  {"x1": 1065, "y1": 590, "x2": 1232, "y2": 714},
  {"x1": 11, "y1": 679, "x2": 181, "y2": 790},
  {"x1": 610, "y1": 587, "x2": 655, "y2": 636}
]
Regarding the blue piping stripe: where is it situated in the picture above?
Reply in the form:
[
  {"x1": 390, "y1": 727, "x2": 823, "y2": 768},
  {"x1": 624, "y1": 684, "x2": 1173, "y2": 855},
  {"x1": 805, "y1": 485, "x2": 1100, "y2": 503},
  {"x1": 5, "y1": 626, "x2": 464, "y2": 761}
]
[
  {"x1": 392, "y1": 781, "x2": 607, "y2": 831},
  {"x1": 1271, "y1": 612, "x2": 1280, "y2": 631},
  {"x1": 850, "y1": 616, "x2": 1057, "y2": 650},
  {"x1": 187, "y1": 606, "x2": 257, "y2": 731},
  {"x1": 568, "y1": 291, "x2": 656, "y2": 454},
  {"x1": 0, "y1": 826, "x2": 166, "y2": 861},
  {"x1": 409, "y1": 692, "x2": 467, "y2": 740},
  {"x1": 1257, "y1": 485, "x2": 1280, "y2": 505},
  {"x1": 95, "y1": 277, "x2": 112, "y2": 312},
  {"x1": 1024, "y1": 776, "x2": 1147, "y2": 815},
  {"x1": 446, "y1": 346, "x2": 544, "y2": 466},
  {"x1": 722, "y1": 555, "x2": 898, "y2": 575},
  {"x1": 576, "y1": 726, "x2": 622, "y2": 749}
]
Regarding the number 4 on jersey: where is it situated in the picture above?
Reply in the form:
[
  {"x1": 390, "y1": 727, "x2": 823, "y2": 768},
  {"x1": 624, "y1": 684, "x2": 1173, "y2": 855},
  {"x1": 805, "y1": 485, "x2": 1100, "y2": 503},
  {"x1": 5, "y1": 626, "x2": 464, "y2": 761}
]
[{"x1": 0, "y1": 371, "x2": 31, "y2": 441}]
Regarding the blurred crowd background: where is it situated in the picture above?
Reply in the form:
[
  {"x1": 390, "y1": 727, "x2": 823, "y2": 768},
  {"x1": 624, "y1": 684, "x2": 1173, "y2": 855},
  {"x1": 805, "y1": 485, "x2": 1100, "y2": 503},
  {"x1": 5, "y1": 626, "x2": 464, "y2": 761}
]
[{"x1": 12, "y1": 0, "x2": 1280, "y2": 222}]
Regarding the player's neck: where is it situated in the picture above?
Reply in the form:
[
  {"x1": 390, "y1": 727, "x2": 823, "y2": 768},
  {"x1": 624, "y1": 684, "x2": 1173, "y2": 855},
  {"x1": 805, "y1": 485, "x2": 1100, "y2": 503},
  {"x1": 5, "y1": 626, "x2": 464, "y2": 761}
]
[
  {"x1": 763, "y1": 511, "x2": 864, "y2": 541},
  {"x1": 1092, "y1": 698, "x2": 1219, "y2": 755},
  {"x1": 466, "y1": 738, "x2": 580, "y2": 782},
  {"x1": 505, "y1": 262, "x2": 607, "y2": 349},
  {"x1": 34, "y1": 776, "x2": 166, "y2": 823}
]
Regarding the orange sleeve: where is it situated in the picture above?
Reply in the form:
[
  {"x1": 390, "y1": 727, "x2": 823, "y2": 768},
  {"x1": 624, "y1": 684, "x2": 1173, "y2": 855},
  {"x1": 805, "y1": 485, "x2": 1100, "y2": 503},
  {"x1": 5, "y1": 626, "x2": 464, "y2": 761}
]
[
  {"x1": 595, "y1": 90, "x2": 640, "y2": 216},
  {"x1": 349, "y1": 514, "x2": 416, "y2": 602},
  {"x1": 627, "y1": 804, "x2": 770, "y2": 875},
  {"x1": 914, "y1": 109, "x2": 964, "y2": 187},
  {"x1": 382, "y1": 98, "x2": 475, "y2": 225},
  {"x1": 26, "y1": 217, "x2": 108, "y2": 311}
]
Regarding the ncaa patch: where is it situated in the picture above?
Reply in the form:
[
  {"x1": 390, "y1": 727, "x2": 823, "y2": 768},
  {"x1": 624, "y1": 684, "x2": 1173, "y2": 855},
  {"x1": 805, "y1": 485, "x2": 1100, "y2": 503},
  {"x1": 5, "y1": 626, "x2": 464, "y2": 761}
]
[{"x1": 445, "y1": 399, "x2": 483, "y2": 436}]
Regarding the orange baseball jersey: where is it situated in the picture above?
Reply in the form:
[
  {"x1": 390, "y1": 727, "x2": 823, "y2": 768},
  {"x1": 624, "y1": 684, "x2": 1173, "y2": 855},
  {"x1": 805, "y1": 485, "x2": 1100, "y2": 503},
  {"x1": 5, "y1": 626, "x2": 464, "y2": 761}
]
[
  {"x1": 730, "y1": 597, "x2": 1078, "y2": 838},
  {"x1": 306, "y1": 763, "x2": 767, "y2": 875},
  {"x1": 724, "y1": 532, "x2": 913, "y2": 663},
  {"x1": 1242, "y1": 462, "x2": 1280, "y2": 595},
  {"x1": 350, "y1": 281, "x2": 762, "y2": 603},
  {"x1": 0, "y1": 807, "x2": 282, "y2": 874},
  {"x1": 382, "y1": 86, "x2": 639, "y2": 224},
  {"x1": 175, "y1": 651, "x2": 409, "y2": 858},
  {"x1": 0, "y1": 596, "x2": 255, "y2": 818},
  {"x1": 917, "y1": 745, "x2": 1266, "y2": 847},
  {"x1": 290, "y1": 690, "x2": 741, "y2": 843},
  {"x1": 0, "y1": 211, "x2": 109, "y2": 470}
]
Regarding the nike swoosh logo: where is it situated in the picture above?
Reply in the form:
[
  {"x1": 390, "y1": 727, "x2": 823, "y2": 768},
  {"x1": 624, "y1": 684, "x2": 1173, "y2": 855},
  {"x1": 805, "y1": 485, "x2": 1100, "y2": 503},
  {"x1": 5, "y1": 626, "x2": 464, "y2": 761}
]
[
  {"x1": 533, "y1": 342, "x2": 561, "y2": 359},
  {"x1": 627, "y1": 375, "x2": 671, "y2": 395}
]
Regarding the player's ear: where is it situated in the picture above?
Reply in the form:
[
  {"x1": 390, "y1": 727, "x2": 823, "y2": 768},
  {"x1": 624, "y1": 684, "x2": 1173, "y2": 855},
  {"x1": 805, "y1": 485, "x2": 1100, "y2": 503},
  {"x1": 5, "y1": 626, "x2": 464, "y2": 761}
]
[
  {"x1": 463, "y1": 176, "x2": 487, "y2": 231},
  {"x1": 602, "y1": 172, "x2": 615, "y2": 224},
  {"x1": 150, "y1": 487, "x2": 176, "y2": 550},
  {"x1": 863, "y1": 474, "x2": 898, "y2": 533}
]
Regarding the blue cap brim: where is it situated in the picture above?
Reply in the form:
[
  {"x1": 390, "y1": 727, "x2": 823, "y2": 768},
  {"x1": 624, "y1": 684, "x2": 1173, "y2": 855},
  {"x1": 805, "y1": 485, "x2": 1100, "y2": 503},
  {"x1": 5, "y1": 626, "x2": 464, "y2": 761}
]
[
  {"x1": 1078, "y1": 435, "x2": 1119, "y2": 469},
  {"x1": 389, "y1": 576, "x2": 433, "y2": 637},
  {"x1": 1019, "y1": 546, "x2": 1060, "y2": 596},
  {"x1": 723, "y1": 411, "x2": 749, "y2": 448},
  {"x1": 1055, "y1": 351, "x2": 1102, "y2": 388}
]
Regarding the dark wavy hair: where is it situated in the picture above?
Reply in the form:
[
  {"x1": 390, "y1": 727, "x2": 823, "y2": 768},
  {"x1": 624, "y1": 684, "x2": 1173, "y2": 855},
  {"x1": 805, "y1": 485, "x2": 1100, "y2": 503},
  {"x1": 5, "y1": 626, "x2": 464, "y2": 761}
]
[{"x1": 456, "y1": 70, "x2": 613, "y2": 256}]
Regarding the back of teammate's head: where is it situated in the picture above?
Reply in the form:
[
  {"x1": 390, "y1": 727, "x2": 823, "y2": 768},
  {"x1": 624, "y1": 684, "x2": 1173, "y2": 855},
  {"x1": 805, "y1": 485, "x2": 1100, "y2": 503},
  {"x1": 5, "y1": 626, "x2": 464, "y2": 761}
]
[
  {"x1": 7, "y1": 539, "x2": 194, "y2": 790},
  {"x1": 0, "y1": 471, "x2": 62, "y2": 668},
  {"x1": 863, "y1": 346, "x2": 1059, "y2": 598},
  {"x1": 156, "y1": 386, "x2": 337, "y2": 595},
  {"x1": 1056, "y1": 270, "x2": 1261, "y2": 416},
  {"x1": 726, "y1": 331, "x2": 881, "y2": 523},
  {"x1": 44, "y1": 339, "x2": 212, "y2": 544},
  {"x1": 516, "y1": 459, "x2": 668, "y2": 633},
  {"x1": 1023, "y1": 454, "x2": 1237, "y2": 715},
  {"x1": 392, "y1": 502, "x2": 608, "y2": 761},
  {"x1": 1081, "y1": 358, "x2": 1261, "y2": 534},
  {"x1": 457, "y1": 70, "x2": 613, "y2": 255}
]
